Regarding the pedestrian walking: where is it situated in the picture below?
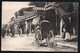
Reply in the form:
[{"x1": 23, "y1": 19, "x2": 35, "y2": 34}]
[
  {"x1": 62, "y1": 16, "x2": 71, "y2": 41},
  {"x1": 2, "y1": 25, "x2": 6, "y2": 38},
  {"x1": 19, "y1": 28, "x2": 22, "y2": 36},
  {"x1": 10, "y1": 17, "x2": 15, "y2": 37}
]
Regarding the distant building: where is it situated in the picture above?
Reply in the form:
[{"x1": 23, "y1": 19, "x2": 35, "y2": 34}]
[{"x1": 14, "y1": 7, "x2": 37, "y2": 34}]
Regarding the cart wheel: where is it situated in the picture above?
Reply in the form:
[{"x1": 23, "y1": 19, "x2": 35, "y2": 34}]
[
  {"x1": 46, "y1": 30, "x2": 54, "y2": 47},
  {"x1": 46, "y1": 36, "x2": 50, "y2": 47},
  {"x1": 50, "y1": 30, "x2": 56, "y2": 47},
  {"x1": 35, "y1": 29, "x2": 41, "y2": 47}
]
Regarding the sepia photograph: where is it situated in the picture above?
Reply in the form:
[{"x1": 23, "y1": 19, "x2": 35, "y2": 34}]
[{"x1": 1, "y1": 1, "x2": 78, "y2": 52}]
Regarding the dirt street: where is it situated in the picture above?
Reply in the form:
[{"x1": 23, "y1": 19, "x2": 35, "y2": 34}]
[{"x1": 1, "y1": 34, "x2": 77, "y2": 52}]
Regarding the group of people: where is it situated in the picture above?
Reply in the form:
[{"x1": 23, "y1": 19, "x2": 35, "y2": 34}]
[
  {"x1": 2, "y1": 17, "x2": 30, "y2": 38},
  {"x1": 2, "y1": 17, "x2": 15, "y2": 38}
]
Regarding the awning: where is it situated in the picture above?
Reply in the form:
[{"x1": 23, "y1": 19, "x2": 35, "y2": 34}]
[
  {"x1": 26, "y1": 15, "x2": 37, "y2": 20},
  {"x1": 55, "y1": 8, "x2": 73, "y2": 16}
]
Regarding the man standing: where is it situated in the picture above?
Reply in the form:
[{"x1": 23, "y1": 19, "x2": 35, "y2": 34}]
[
  {"x1": 19, "y1": 28, "x2": 22, "y2": 36},
  {"x1": 10, "y1": 17, "x2": 15, "y2": 37},
  {"x1": 2, "y1": 25, "x2": 6, "y2": 38}
]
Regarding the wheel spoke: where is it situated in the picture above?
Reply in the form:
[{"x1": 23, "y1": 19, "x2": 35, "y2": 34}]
[{"x1": 35, "y1": 29, "x2": 41, "y2": 47}]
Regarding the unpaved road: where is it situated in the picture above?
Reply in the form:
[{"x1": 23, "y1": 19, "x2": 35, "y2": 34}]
[{"x1": 1, "y1": 34, "x2": 77, "y2": 52}]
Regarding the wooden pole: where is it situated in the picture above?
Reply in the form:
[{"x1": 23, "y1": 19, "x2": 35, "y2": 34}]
[
  {"x1": 60, "y1": 18, "x2": 63, "y2": 38},
  {"x1": 29, "y1": 20, "x2": 32, "y2": 36}
]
